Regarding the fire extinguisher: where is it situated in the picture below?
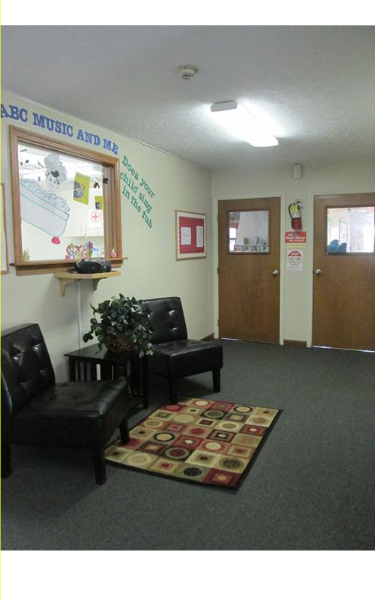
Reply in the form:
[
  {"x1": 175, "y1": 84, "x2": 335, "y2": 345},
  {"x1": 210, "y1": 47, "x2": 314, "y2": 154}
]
[{"x1": 288, "y1": 200, "x2": 303, "y2": 230}]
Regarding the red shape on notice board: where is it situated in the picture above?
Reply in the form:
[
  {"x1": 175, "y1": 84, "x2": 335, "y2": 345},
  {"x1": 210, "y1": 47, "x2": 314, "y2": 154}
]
[
  {"x1": 176, "y1": 210, "x2": 206, "y2": 260},
  {"x1": 178, "y1": 215, "x2": 204, "y2": 254}
]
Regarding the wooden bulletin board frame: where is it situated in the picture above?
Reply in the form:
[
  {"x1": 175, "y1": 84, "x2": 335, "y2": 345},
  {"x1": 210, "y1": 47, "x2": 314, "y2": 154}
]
[
  {"x1": 1, "y1": 183, "x2": 10, "y2": 274},
  {"x1": 175, "y1": 210, "x2": 207, "y2": 260}
]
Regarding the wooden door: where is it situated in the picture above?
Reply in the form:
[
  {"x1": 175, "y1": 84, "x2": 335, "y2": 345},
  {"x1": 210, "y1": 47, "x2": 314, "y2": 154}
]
[
  {"x1": 313, "y1": 193, "x2": 375, "y2": 351},
  {"x1": 218, "y1": 197, "x2": 280, "y2": 343}
]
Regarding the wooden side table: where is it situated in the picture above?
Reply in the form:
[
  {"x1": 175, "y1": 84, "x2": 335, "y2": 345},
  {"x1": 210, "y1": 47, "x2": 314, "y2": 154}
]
[{"x1": 65, "y1": 344, "x2": 148, "y2": 409}]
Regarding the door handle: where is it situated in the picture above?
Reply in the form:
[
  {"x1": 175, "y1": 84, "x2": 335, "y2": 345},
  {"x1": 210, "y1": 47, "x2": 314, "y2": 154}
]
[
  {"x1": 272, "y1": 270, "x2": 279, "y2": 277},
  {"x1": 315, "y1": 269, "x2": 322, "y2": 276}
]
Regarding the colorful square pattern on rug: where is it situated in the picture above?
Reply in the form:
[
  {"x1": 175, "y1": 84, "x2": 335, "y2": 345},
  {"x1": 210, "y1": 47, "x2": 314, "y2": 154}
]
[{"x1": 106, "y1": 398, "x2": 281, "y2": 489}]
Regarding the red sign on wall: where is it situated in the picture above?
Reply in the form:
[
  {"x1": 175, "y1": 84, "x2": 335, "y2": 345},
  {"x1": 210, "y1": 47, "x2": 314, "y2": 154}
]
[{"x1": 285, "y1": 231, "x2": 307, "y2": 245}]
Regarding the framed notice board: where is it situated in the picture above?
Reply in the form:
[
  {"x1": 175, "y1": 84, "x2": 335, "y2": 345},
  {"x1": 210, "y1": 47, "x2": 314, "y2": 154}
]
[{"x1": 175, "y1": 210, "x2": 207, "y2": 260}]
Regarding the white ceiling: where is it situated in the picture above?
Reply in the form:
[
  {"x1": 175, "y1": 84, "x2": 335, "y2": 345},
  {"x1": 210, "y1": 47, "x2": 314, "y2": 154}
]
[{"x1": 2, "y1": 25, "x2": 375, "y2": 171}]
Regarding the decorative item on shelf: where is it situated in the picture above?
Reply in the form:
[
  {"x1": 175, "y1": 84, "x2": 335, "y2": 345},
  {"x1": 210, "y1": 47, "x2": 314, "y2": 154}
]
[
  {"x1": 65, "y1": 241, "x2": 93, "y2": 261},
  {"x1": 83, "y1": 294, "x2": 154, "y2": 357}
]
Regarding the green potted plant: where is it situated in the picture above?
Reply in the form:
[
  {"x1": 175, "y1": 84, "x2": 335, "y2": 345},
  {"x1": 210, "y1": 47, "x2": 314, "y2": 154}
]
[{"x1": 83, "y1": 294, "x2": 154, "y2": 357}]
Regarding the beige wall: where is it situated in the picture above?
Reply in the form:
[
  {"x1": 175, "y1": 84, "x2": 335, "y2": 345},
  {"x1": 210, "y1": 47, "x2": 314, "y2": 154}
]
[
  {"x1": 2, "y1": 90, "x2": 374, "y2": 369},
  {"x1": 212, "y1": 160, "x2": 375, "y2": 344},
  {"x1": 1, "y1": 91, "x2": 213, "y2": 379}
]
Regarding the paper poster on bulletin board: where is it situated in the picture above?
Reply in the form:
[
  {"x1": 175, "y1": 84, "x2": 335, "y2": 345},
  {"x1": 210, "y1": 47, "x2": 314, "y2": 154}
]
[{"x1": 175, "y1": 210, "x2": 206, "y2": 260}]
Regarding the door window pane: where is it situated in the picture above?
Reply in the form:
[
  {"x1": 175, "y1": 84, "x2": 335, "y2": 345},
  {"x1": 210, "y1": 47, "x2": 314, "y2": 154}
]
[
  {"x1": 228, "y1": 210, "x2": 269, "y2": 253},
  {"x1": 327, "y1": 207, "x2": 375, "y2": 253}
]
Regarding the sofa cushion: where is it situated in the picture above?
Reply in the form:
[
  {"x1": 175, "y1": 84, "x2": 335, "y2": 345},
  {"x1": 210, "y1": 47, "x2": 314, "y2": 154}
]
[
  {"x1": 148, "y1": 339, "x2": 223, "y2": 379},
  {"x1": 9, "y1": 380, "x2": 129, "y2": 448}
]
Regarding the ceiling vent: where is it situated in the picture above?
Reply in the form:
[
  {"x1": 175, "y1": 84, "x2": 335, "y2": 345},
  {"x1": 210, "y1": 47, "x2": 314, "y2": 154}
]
[{"x1": 174, "y1": 65, "x2": 199, "y2": 80}]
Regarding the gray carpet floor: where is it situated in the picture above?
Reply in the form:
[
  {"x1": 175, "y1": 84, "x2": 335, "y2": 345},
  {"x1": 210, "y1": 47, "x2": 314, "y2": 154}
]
[{"x1": 2, "y1": 340, "x2": 375, "y2": 550}]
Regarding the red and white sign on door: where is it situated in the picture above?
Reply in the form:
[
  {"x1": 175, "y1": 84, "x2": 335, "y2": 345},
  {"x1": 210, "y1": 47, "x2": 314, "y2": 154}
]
[{"x1": 287, "y1": 249, "x2": 303, "y2": 271}]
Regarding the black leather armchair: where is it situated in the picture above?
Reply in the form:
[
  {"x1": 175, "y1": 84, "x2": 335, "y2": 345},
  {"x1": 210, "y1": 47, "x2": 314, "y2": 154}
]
[
  {"x1": 141, "y1": 297, "x2": 223, "y2": 403},
  {"x1": 1, "y1": 323, "x2": 130, "y2": 484}
]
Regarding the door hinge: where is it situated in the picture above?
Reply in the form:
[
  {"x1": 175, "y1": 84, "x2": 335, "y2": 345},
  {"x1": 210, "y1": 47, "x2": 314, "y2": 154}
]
[{"x1": 217, "y1": 267, "x2": 219, "y2": 275}]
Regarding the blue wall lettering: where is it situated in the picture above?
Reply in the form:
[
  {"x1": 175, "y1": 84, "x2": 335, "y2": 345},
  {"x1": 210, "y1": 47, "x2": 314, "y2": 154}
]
[
  {"x1": 77, "y1": 129, "x2": 101, "y2": 146},
  {"x1": 32, "y1": 112, "x2": 74, "y2": 137},
  {"x1": 1, "y1": 104, "x2": 28, "y2": 122},
  {"x1": 103, "y1": 139, "x2": 119, "y2": 155},
  {"x1": 2, "y1": 104, "x2": 119, "y2": 155}
]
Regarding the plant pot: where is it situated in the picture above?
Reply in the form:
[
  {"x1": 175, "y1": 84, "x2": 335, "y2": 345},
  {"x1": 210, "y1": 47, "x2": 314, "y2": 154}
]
[{"x1": 104, "y1": 334, "x2": 134, "y2": 353}]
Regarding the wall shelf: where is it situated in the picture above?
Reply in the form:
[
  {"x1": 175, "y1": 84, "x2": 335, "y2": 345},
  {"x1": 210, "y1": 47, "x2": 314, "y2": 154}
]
[{"x1": 54, "y1": 270, "x2": 121, "y2": 296}]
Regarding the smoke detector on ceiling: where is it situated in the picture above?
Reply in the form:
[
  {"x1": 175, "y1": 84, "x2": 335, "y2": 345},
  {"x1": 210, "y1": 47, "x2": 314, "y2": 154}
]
[{"x1": 174, "y1": 65, "x2": 199, "y2": 80}]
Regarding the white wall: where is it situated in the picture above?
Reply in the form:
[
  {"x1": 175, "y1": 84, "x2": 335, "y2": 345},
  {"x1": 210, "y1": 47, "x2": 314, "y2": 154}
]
[
  {"x1": 1, "y1": 91, "x2": 213, "y2": 379},
  {"x1": 212, "y1": 160, "x2": 375, "y2": 344}
]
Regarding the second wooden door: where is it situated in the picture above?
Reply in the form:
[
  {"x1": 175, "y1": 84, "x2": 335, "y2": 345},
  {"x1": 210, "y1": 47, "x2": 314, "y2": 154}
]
[{"x1": 313, "y1": 193, "x2": 375, "y2": 351}]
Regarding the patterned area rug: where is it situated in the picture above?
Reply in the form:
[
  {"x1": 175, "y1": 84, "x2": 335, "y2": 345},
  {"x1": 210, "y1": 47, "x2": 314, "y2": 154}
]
[{"x1": 106, "y1": 398, "x2": 281, "y2": 489}]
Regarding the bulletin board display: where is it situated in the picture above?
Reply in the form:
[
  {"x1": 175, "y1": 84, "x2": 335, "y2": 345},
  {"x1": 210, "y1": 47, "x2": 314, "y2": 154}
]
[{"x1": 175, "y1": 210, "x2": 207, "y2": 260}]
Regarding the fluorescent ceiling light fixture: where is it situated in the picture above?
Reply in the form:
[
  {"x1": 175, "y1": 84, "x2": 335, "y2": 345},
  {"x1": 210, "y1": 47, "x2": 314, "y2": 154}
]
[{"x1": 210, "y1": 101, "x2": 278, "y2": 147}]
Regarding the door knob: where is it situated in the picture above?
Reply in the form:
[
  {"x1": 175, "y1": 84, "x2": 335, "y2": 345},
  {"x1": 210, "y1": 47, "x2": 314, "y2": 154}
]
[
  {"x1": 315, "y1": 268, "x2": 322, "y2": 276},
  {"x1": 272, "y1": 270, "x2": 279, "y2": 277}
]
